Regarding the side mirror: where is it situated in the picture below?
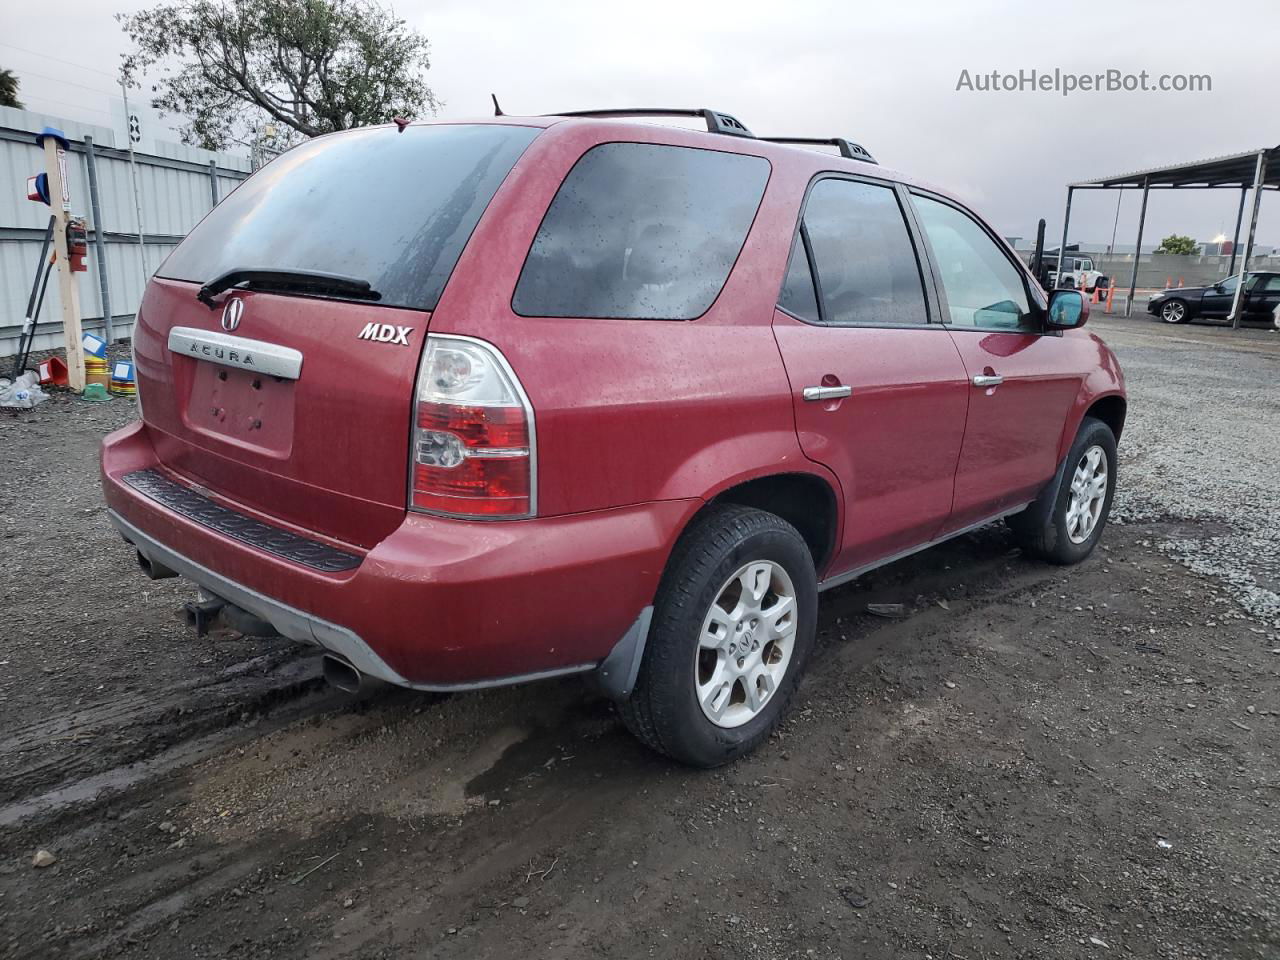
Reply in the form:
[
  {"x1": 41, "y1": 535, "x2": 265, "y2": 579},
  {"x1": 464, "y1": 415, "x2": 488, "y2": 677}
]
[{"x1": 1047, "y1": 288, "x2": 1089, "y2": 330}]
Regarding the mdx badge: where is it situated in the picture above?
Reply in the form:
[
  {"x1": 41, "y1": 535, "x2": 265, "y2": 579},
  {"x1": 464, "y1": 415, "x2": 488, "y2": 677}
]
[
  {"x1": 221, "y1": 297, "x2": 245, "y2": 332},
  {"x1": 358, "y1": 322, "x2": 413, "y2": 345}
]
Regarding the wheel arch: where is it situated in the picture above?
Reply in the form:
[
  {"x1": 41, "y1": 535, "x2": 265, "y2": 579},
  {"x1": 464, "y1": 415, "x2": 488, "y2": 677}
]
[
  {"x1": 661, "y1": 470, "x2": 841, "y2": 579},
  {"x1": 1084, "y1": 394, "x2": 1126, "y2": 443}
]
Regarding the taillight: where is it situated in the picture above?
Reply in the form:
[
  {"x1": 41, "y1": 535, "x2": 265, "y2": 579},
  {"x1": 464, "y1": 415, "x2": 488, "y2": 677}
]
[{"x1": 409, "y1": 335, "x2": 535, "y2": 518}]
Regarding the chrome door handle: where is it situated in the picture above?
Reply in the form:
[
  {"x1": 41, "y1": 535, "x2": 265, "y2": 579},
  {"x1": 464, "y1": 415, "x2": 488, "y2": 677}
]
[
  {"x1": 803, "y1": 385, "x2": 853, "y2": 401},
  {"x1": 971, "y1": 374, "x2": 1004, "y2": 388}
]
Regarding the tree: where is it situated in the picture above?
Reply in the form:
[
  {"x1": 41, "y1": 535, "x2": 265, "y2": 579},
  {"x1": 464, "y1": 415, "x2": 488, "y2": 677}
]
[
  {"x1": 1154, "y1": 234, "x2": 1199, "y2": 255},
  {"x1": 117, "y1": 0, "x2": 440, "y2": 151},
  {"x1": 0, "y1": 68, "x2": 23, "y2": 109}
]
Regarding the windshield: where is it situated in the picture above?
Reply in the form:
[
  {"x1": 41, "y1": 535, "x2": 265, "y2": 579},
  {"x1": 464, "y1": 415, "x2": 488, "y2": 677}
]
[{"x1": 158, "y1": 124, "x2": 540, "y2": 311}]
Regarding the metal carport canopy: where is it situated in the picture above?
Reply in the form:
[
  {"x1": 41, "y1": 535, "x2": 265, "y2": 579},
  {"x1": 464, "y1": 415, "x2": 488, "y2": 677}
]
[{"x1": 1057, "y1": 145, "x2": 1280, "y2": 327}]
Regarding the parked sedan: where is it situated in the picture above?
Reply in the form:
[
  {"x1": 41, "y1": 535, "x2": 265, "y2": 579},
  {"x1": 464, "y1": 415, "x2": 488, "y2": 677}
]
[{"x1": 1148, "y1": 271, "x2": 1280, "y2": 324}]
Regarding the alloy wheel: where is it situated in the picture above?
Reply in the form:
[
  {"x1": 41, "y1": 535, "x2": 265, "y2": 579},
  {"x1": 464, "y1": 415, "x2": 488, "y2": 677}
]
[
  {"x1": 695, "y1": 561, "x2": 797, "y2": 728},
  {"x1": 1161, "y1": 301, "x2": 1186, "y2": 323},
  {"x1": 1066, "y1": 445, "x2": 1108, "y2": 544}
]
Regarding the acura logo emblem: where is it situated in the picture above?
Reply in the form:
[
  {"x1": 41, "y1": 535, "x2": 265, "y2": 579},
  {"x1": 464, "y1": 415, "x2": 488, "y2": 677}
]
[{"x1": 221, "y1": 297, "x2": 245, "y2": 332}]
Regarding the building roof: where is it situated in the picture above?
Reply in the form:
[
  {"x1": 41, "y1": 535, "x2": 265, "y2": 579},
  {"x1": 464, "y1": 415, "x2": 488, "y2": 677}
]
[{"x1": 1072, "y1": 146, "x2": 1280, "y2": 189}]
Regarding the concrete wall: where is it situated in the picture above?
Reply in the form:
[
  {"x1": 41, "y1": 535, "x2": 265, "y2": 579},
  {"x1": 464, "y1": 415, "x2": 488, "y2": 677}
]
[
  {"x1": 1014, "y1": 248, "x2": 1280, "y2": 289},
  {"x1": 1, "y1": 106, "x2": 249, "y2": 358}
]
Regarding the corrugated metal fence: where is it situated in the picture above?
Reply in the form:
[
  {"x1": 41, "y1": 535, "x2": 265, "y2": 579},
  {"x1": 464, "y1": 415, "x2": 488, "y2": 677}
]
[{"x1": 0, "y1": 105, "x2": 250, "y2": 357}]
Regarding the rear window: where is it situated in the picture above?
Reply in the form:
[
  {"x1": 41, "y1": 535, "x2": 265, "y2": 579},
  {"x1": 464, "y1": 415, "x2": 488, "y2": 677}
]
[
  {"x1": 512, "y1": 143, "x2": 770, "y2": 320},
  {"x1": 157, "y1": 124, "x2": 540, "y2": 310}
]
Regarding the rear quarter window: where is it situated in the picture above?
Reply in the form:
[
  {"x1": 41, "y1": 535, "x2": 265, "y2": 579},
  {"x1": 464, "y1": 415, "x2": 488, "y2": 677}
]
[{"x1": 512, "y1": 143, "x2": 770, "y2": 320}]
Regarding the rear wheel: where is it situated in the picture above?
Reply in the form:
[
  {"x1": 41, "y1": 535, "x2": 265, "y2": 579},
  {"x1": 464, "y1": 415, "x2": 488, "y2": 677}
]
[
  {"x1": 1160, "y1": 298, "x2": 1189, "y2": 323},
  {"x1": 620, "y1": 504, "x2": 817, "y2": 767},
  {"x1": 1009, "y1": 417, "x2": 1117, "y2": 565}
]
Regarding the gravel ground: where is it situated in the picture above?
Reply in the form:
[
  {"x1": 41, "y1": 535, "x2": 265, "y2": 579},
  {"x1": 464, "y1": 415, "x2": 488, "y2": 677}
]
[
  {"x1": 1105, "y1": 318, "x2": 1280, "y2": 625},
  {"x1": 0, "y1": 318, "x2": 1277, "y2": 960}
]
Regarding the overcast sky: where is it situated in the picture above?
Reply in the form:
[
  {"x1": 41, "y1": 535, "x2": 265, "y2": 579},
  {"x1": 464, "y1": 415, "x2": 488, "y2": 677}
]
[{"x1": 2, "y1": 0, "x2": 1277, "y2": 246}]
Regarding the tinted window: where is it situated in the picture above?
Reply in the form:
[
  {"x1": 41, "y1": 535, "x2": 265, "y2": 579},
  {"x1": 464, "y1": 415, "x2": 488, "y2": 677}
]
[
  {"x1": 1261, "y1": 275, "x2": 1280, "y2": 292},
  {"x1": 512, "y1": 143, "x2": 769, "y2": 319},
  {"x1": 158, "y1": 124, "x2": 539, "y2": 310},
  {"x1": 802, "y1": 179, "x2": 929, "y2": 326},
  {"x1": 778, "y1": 236, "x2": 820, "y2": 322},
  {"x1": 914, "y1": 195, "x2": 1035, "y2": 331}
]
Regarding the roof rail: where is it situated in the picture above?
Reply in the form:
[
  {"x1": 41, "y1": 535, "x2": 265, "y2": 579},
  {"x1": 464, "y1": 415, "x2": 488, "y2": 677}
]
[
  {"x1": 541, "y1": 107, "x2": 754, "y2": 139},
  {"x1": 760, "y1": 137, "x2": 877, "y2": 165}
]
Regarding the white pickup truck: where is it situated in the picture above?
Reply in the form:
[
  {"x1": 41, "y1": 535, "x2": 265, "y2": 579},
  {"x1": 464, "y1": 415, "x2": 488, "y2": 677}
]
[{"x1": 1045, "y1": 255, "x2": 1110, "y2": 294}]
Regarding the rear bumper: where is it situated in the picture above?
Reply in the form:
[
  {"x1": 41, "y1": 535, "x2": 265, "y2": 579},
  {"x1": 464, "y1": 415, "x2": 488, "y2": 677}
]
[{"x1": 102, "y1": 421, "x2": 696, "y2": 689}]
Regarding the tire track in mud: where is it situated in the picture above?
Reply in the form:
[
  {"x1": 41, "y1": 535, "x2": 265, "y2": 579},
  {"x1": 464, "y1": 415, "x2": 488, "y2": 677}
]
[{"x1": 0, "y1": 650, "x2": 333, "y2": 827}]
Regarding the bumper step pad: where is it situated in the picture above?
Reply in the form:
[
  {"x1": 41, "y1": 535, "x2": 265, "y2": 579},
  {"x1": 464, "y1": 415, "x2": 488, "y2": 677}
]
[{"x1": 122, "y1": 469, "x2": 361, "y2": 573}]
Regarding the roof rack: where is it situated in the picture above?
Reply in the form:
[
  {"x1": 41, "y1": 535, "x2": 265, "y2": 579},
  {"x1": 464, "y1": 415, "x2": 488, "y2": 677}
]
[
  {"x1": 537, "y1": 107, "x2": 755, "y2": 139},
  {"x1": 489, "y1": 97, "x2": 873, "y2": 158},
  {"x1": 760, "y1": 137, "x2": 877, "y2": 165}
]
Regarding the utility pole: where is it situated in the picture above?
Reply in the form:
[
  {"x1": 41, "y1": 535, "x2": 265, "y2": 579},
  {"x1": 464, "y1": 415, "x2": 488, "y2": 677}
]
[
  {"x1": 38, "y1": 127, "x2": 86, "y2": 392},
  {"x1": 120, "y1": 81, "x2": 149, "y2": 287}
]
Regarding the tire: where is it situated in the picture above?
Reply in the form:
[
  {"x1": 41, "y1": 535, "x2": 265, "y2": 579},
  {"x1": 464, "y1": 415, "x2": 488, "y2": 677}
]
[
  {"x1": 620, "y1": 504, "x2": 818, "y2": 767},
  {"x1": 1160, "y1": 298, "x2": 1189, "y2": 324},
  {"x1": 1062, "y1": 276, "x2": 1076, "y2": 290},
  {"x1": 1008, "y1": 417, "x2": 1117, "y2": 566}
]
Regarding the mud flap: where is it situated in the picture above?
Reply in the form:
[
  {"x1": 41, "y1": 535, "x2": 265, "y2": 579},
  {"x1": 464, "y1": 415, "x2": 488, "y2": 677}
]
[
  {"x1": 589, "y1": 606, "x2": 654, "y2": 701},
  {"x1": 1017, "y1": 450, "x2": 1073, "y2": 531}
]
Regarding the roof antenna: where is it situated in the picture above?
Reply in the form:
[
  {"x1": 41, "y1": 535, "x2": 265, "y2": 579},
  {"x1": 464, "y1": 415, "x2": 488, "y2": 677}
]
[
  {"x1": 392, "y1": 116, "x2": 411, "y2": 132},
  {"x1": 491, "y1": 93, "x2": 504, "y2": 117}
]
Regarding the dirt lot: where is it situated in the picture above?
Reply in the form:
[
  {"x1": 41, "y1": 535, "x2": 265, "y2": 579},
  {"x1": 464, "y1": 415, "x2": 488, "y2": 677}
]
[{"x1": 1, "y1": 316, "x2": 1277, "y2": 960}]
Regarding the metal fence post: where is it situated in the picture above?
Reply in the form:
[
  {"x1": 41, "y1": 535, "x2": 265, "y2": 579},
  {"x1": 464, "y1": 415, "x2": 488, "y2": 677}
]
[
  {"x1": 208, "y1": 159, "x2": 219, "y2": 207},
  {"x1": 83, "y1": 135, "x2": 114, "y2": 345}
]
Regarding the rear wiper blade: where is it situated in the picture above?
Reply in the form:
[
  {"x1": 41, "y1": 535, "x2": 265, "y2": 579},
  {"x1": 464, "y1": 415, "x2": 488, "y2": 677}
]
[{"x1": 196, "y1": 267, "x2": 381, "y2": 308}]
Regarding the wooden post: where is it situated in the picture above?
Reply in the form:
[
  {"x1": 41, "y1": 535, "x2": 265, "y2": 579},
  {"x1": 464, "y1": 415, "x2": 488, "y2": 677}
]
[{"x1": 40, "y1": 129, "x2": 86, "y2": 392}]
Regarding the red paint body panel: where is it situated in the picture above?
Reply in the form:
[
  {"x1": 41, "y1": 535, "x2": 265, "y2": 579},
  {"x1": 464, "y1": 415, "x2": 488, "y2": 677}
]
[
  {"x1": 771, "y1": 312, "x2": 970, "y2": 569},
  {"x1": 103, "y1": 421, "x2": 697, "y2": 684},
  {"x1": 134, "y1": 279, "x2": 425, "y2": 548},
  {"x1": 942, "y1": 328, "x2": 1086, "y2": 530},
  {"x1": 101, "y1": 116, "x2": 1127, "y2": 689}
]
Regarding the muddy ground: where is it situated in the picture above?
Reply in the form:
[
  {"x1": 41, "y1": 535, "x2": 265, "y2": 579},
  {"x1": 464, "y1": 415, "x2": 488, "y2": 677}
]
[{"x1": 1, "y1": 317, "x2": 1277, "y2": 959}]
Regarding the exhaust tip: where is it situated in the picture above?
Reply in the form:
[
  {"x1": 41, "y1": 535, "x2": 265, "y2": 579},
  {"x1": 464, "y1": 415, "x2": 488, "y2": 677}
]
[
  {"x1": 323, "y1": 654, "x2": 364, "y2": 694},
  {"x1": 137, "y1": 550, "x2": 178, "y2": 580}
]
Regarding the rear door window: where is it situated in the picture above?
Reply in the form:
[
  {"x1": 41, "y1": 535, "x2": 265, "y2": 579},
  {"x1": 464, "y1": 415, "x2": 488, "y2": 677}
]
[
  {"x1": 157, "y1": 124, "x2": 540, "y2": 311},
  {"x1": 778, "y1": 235, "x2": 820, "y2": 323},
  {"x1": 512, "y1": 143, "x2": 770, "y2": 319},
  {"x1": 800, "y1": 178, "x2": 930, "y2": 326}
]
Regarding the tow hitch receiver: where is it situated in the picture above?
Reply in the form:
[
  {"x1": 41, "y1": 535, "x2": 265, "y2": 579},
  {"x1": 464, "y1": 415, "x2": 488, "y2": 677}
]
[{"x1": 183, "y1": 597, "x2": 225, "y2": 636}]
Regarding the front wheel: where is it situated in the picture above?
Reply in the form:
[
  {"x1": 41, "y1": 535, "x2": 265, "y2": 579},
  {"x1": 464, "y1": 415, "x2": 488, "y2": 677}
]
[
  {"x1": 620, "y1": 504, "x2": 817, "y2": 767},
  {"x1": 1160, "y1": 299, "x2": 1189, "y2": 323},
  {"x1": 1009, "y1": 417, "x2": 1117, "y2": 565}
]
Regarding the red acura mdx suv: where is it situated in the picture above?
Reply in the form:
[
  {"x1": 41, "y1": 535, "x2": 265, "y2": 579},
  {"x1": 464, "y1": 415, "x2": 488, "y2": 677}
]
[{"x1": 101, "y1": 108, "x2": 1126, "y2": 767}]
